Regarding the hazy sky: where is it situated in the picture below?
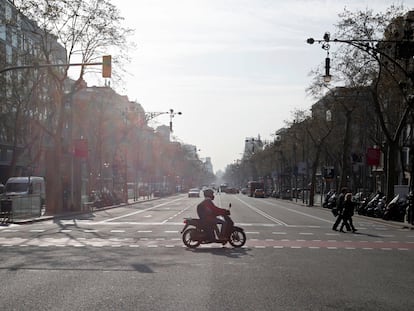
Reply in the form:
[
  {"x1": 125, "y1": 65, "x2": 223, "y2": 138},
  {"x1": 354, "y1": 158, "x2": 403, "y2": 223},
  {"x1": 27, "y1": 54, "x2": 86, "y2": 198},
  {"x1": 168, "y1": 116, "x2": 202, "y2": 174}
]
[{"x1": 100, "y1": 0, "x2": 411, "y2": 173}]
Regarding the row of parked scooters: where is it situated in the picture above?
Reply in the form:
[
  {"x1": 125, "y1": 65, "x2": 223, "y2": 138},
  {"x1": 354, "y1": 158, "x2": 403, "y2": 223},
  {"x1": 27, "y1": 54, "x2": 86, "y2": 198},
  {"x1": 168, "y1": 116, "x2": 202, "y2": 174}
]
[{"x1": 323, "y1": 190, "x2": 414, "y2": 223}]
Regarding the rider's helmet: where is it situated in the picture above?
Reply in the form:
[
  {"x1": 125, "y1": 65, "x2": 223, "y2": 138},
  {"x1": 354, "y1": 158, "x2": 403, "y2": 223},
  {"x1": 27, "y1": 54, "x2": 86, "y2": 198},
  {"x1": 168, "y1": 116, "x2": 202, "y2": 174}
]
[{"x1": 203, "y1": 188, "x2": 214, "y2": 199}]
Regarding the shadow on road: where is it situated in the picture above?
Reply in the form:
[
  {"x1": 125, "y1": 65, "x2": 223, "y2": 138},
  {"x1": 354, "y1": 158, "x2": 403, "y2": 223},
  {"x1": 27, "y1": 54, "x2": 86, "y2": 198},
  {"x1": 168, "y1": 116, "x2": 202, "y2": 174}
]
[
  {"x1": 351, "y1": 231, "x2": 384, "y2": 238},
  {"x1": 185, "y1": 247, "x2": 251, "y2": 258}
]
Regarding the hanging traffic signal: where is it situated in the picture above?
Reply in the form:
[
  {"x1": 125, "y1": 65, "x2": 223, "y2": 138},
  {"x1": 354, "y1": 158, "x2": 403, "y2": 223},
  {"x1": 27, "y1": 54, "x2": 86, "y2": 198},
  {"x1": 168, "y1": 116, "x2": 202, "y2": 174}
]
[{"x1": 102, "y1": 55, "x2": 112, "y2": 78}]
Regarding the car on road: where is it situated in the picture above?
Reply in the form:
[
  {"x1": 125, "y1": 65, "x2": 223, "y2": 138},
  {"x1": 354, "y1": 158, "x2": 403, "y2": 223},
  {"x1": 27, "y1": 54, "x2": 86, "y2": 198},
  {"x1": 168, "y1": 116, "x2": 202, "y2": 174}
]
[
  {"x1": 225, "y1": 187, "x2": 239, "y2": 194},
  {"x1": 188, "y1": 188, "x2": 200, "y2": 198},
  {"x1": 254, "y1": 188, "x2": 265, "y2": 198}
]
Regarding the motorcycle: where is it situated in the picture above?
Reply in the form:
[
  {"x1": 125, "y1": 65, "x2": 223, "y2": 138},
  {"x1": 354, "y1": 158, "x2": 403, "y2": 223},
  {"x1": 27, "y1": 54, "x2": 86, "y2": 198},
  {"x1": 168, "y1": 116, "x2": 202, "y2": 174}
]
[
  {"x1": 181, "y1": 204, "x2": 246, "y2": 248},
  {"x1": 322, "y1": 190, "x2": 336, "y2": 208},
  {"x1": 383, "y1": 194, "x2": 407, "y2": 222},
  {"x1": 358, "y1": 193, "x2": 379, "y2": 216},
  {"x1": 366, "y1": 194, "x2": 386, "y2": 218},
  {"x1": 326, "y1": 192, "x2": 337, "y2": 209}
]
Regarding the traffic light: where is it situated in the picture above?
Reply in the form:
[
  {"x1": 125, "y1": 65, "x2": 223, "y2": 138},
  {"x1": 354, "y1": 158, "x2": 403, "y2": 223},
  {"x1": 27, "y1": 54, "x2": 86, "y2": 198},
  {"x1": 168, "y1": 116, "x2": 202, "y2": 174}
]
[{"x1": 102, "y1": 55, "x2": 111, "y2": 78}]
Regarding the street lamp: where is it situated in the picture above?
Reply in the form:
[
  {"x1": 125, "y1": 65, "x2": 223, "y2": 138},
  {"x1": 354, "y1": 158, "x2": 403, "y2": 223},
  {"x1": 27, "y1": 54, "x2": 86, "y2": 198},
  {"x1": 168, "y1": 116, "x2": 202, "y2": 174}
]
[
  {"x1": 307, "y1": 32, "x2": 332, "y2": 83},
  {"x1": 168, "y1": 109, "x2": 182, "y2": 132},
  {"x1": 144, "y1": 109, "x2": 182, "y2": 132}
]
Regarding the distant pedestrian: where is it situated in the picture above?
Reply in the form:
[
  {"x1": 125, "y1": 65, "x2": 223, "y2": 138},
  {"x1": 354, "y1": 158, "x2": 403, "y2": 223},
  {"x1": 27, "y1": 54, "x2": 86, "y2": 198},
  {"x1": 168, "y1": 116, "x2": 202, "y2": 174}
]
[
  {"x1": 332, "y1": 187, "x2": 351, "y2": 232},
  {"x1": 340, "y1": 193, "x2": 357, "y2": 232}
]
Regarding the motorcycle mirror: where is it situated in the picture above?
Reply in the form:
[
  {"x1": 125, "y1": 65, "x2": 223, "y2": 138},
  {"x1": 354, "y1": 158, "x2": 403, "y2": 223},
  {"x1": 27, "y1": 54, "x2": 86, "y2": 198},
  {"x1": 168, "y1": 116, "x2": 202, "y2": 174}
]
[{"x1": 228, "y1": 203, "x2": 232, "y2": 208}]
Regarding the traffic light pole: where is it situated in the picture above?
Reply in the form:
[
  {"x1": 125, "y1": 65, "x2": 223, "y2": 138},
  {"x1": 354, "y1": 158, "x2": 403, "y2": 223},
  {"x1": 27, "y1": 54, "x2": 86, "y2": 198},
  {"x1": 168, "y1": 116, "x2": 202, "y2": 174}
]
[
  {"x1": 0, "y1": 55, "x2": 111, "y2": 77},
  {"x1": 0, "y1": 61, "x2": 101, "y2": 74}
]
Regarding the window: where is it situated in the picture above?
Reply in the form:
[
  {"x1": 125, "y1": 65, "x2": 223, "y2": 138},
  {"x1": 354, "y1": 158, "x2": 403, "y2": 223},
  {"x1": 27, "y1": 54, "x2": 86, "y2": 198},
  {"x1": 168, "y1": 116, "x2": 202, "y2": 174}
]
[
  {"x1": 5, "y1": 5, "x2": 12, "y2": 21},
  {"x1": 6, "y1": 44, "x2": 12, "y2": 63},
  {"x1": 0, "y1": 25, "x2": 6, "y2": 41}
]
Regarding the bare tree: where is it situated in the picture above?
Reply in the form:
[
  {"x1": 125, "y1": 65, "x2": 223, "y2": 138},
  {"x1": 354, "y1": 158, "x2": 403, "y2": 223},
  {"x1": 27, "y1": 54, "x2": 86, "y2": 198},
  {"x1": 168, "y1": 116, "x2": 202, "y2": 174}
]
[
  {"x1": 308, "y1": 5, "x2": 411, "y2": 200},
  {"x1": 14, "y1": 0, "x2": 134, "y2": 213}
]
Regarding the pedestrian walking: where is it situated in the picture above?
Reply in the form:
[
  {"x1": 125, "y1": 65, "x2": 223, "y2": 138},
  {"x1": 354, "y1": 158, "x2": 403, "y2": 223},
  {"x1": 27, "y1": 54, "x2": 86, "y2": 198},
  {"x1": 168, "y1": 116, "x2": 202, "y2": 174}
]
[
  {"x1": 332, "y1": 187, "x2": 351, "y2": 232},
  {"x1": 340, "y1": 192, "x2": 357, "y2": 232}
]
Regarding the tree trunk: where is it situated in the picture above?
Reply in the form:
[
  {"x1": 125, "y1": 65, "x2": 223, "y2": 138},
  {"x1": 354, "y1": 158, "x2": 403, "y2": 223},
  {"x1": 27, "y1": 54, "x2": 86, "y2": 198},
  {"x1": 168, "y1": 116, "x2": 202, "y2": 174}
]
[
  {"x1": 340, "y1": 109, "x2": 352, "y2": 189},
  {"x1": 309, "y1": 146, "x2": 322, "y2": 207},
  {"x1": 45, "y1": 145, "x2": 63, "y2": 215},
  {"x1": 386, "y1": 141, "x2": 398, "y2": 202}
]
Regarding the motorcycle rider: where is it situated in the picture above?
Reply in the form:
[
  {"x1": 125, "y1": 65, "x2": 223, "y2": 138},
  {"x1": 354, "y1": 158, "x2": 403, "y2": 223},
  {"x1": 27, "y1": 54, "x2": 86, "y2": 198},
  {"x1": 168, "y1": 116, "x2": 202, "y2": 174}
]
[{"x1": 197, "y1": 188, "x2": 231, "y2": 241}]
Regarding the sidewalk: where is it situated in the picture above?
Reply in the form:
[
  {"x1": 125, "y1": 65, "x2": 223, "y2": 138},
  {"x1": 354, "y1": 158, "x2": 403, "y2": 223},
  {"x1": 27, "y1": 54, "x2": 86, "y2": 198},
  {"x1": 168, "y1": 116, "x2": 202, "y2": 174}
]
[{"x1": 5, "y1": 196, "x2": 160, "y2": 225}]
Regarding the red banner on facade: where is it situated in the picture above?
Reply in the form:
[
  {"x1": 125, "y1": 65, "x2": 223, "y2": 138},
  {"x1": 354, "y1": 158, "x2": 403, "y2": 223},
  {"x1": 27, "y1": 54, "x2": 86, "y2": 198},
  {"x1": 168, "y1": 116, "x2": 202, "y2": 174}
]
[
  {"x1": 74, "y1": 139, "x2": 88, "y2": 158},
  {"x1": 366, "y1": 147, "x2": 381, "y2": 166}
]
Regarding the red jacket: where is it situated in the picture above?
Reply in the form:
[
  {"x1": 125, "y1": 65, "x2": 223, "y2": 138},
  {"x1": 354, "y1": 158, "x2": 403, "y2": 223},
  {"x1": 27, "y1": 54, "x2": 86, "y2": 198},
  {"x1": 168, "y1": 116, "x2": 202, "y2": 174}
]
[{"x1": 197, "y1": 198, "x2": 227, "y2": 221}]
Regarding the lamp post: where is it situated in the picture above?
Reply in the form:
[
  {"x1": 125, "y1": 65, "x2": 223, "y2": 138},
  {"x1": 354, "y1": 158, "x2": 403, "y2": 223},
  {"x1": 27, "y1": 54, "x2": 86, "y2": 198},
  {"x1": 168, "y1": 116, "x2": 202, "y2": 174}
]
[
  {"x1": 145, "y1": 109, "x2": 182, "y2": 132},
  {"x1": 307, "y1": 30, "x2": 414, "y2": 201}
]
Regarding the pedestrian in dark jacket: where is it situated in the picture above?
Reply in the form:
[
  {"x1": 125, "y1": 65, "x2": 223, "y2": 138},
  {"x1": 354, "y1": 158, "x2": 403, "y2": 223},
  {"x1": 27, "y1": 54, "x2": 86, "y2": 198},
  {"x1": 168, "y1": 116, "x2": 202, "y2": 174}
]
[
  {"x1": 340, "y1": 192, "x2": 357, "y2": 232},
  {"x1": 332, "y1": 187, "x2": 351, "y2": 231}
]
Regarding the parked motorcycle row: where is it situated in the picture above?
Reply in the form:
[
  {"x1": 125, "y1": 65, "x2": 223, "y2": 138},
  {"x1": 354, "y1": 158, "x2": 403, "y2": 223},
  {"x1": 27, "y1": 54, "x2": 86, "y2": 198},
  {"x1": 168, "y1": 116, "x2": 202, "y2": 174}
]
[
  {"x1": 323, "y1": 190, "x2": 414, "y2": 224},
  {"x1": 88, "y1": 190, "x2": 123, "y2": 208}
]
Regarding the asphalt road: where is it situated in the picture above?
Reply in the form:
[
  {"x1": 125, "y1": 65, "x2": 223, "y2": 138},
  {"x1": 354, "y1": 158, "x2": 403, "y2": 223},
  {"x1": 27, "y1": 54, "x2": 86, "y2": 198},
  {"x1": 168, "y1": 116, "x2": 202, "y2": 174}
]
[{"x1": 1, "y1": 193, "x2": 413, "y2": 311}]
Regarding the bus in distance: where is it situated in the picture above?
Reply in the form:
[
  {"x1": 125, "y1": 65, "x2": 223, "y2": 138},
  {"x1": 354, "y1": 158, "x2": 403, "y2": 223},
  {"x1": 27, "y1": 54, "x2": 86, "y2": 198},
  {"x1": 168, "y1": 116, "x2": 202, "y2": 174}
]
[{"x1": 247, "y1": 181, "x2": 264, "y2": 197}]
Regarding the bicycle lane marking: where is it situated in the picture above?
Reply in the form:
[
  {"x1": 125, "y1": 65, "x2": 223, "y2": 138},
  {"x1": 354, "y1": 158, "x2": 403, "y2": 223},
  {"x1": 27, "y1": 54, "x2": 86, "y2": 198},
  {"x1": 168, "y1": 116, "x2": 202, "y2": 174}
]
[
  {"x1": 99, "y1": 197, "x2": 185, "y2": 223},
  {"x1": 234, "y1": 196, "x2": 288, "y2": 226},
  {"x1": 259, "y1": 199, "x2": 334, "y2": 225}
]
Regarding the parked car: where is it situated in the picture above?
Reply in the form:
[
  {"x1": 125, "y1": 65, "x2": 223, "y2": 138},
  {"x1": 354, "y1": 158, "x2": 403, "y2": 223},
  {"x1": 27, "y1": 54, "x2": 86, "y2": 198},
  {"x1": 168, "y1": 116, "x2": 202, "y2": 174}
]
[
  {"x1": 225, "y1": 187, "x2": 239, "y2": 194},
  {"x1": 254, "y1": 188, "x2": 265, "y2": 198},
  {"x1": 188, "y1": 188, "x2": 200, "y2": 198},
  {"x1": 270, "y1": 190, "x2": 280, "y2": 198},
  {"x1": 4, "y1": 176, "x2": 46, "y2": 206}
]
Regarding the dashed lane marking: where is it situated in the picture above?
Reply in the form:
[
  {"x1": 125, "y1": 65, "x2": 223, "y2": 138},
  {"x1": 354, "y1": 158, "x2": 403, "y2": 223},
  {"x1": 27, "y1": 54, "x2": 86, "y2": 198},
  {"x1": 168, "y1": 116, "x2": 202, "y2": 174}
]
[{"x1": 0, "y1": 237, "x2": 413, "y2": 250}]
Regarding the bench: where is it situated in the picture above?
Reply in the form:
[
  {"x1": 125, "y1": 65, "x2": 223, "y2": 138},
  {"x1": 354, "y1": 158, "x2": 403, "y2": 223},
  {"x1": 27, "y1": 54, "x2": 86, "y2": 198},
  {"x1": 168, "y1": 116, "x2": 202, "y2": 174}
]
[{"x1": 0, "y1": 200, "x2": 13, "y2": 223}]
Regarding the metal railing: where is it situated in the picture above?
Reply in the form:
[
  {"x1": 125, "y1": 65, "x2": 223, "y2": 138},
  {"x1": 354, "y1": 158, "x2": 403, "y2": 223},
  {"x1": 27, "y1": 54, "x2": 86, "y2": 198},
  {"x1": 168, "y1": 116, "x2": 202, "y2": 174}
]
[{"x1": 1, "y1": 195, "x2": 42, "y2": 219}]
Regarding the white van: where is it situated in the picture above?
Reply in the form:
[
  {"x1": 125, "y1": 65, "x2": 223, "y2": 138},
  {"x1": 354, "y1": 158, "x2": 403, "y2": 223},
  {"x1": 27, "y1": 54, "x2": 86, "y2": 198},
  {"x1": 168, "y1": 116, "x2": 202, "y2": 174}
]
[{"x1": 5, "y1": 176, "x2": 46, "y2": 205}]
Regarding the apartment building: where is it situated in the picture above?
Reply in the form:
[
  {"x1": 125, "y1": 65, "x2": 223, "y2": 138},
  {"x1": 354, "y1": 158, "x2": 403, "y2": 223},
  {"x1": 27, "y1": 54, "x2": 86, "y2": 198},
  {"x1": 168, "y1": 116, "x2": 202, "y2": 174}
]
[{"x1": 0, "y1": 0, "x2": 66, "y2": 183}]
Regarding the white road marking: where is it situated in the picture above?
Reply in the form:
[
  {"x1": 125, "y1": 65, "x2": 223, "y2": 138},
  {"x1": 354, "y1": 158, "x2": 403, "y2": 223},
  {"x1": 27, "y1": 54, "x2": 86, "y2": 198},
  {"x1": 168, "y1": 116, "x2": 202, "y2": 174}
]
[
  {"x1": 259, "y1": 199, "x2": 334, "y2": 224},
  {"x1": 100, "y1": 198, "x2": 184, "y2": 223},
  {"x1": 234, "y1": 196, "x2": 288, "y2": 226}
]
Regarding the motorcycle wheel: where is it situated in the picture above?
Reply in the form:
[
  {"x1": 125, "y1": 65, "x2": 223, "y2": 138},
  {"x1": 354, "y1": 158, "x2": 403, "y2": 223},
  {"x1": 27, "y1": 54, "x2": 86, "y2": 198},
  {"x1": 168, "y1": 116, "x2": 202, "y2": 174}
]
[
  {"x1": 228, "y1": 227, "x2": 246, "y2": 248},
  {"x1": 182, "y1": 228, "x2": 201, "y2": 248}
]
